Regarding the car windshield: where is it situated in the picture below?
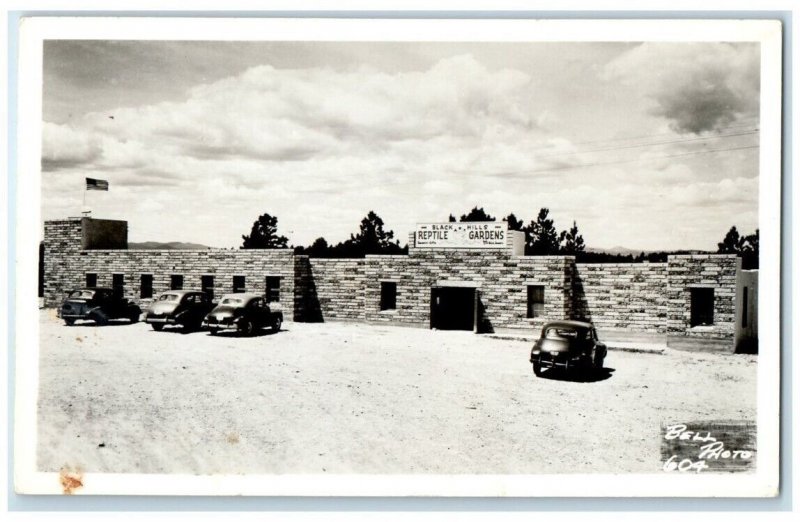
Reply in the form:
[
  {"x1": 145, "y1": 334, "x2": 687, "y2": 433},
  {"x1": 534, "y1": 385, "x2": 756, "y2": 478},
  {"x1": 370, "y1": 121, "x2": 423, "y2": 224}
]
[
  {"x1": 545, "y1": 327, "x2": 589, "y2": 340},
  {"x1": 68, "y1": 290, "x2": 94, "y2": 299},
  {"x1": 221, "y1": 297, "x2": 244, "y2": 305},
  {"x1": 158, "y1": 294, "x2": 180, "y2": 302}
]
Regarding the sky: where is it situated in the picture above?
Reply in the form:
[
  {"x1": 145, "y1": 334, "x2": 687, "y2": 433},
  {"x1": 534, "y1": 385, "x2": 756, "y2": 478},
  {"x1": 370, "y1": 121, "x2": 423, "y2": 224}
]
[{"x1": 40, "y1": 41, "x2": 760, "y2": 250}]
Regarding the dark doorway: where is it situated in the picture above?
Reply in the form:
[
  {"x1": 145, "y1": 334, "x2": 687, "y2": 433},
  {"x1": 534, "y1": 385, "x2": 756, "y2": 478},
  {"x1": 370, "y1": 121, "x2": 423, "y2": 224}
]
[{"x1": 430, "y1": 286, "x2": 476, "y2": 331}]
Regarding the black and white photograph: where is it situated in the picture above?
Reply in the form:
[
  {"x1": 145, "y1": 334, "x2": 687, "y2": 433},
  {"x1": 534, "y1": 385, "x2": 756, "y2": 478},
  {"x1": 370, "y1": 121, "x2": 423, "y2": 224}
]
[{"x1": 13, "y1": 17, "x2": 782, "y2": 497}]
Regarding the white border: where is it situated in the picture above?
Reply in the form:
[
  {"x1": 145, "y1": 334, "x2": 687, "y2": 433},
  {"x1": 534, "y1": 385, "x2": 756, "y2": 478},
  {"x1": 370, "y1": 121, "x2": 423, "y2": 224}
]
[{"x1": 14, "y1": 17, "x2": 783, "y2": 497}]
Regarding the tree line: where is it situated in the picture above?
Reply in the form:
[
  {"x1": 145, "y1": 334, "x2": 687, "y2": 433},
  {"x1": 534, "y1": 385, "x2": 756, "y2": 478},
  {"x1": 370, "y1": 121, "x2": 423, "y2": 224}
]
[{"x1": 240, "y1": 208, "x2": 759, "y2": 268}]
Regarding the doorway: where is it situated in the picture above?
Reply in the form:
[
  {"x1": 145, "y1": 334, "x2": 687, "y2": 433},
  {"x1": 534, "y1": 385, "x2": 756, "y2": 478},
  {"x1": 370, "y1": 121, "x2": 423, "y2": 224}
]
[{"x1": 430, "y1": 286, "x2": 476, "y2": 331}]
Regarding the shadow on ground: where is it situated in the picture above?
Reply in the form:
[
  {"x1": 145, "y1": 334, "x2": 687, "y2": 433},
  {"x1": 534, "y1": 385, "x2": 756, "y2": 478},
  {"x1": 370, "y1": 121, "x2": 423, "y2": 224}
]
[{"x1": 536, "y1": 367, "x2": 616, "y2": 383}]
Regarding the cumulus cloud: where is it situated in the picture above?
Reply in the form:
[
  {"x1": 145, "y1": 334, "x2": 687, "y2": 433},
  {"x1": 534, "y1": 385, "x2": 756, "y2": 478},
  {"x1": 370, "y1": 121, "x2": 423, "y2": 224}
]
[
  {"x1": 605, "y1": 43, "x2": 760, "y2": 134},
  {"x1": 41, "y1": 122, "x2": 103, "y2": 170},
  {"x1": 40, "y1": 46, "x2": 760, "y2": 250}
]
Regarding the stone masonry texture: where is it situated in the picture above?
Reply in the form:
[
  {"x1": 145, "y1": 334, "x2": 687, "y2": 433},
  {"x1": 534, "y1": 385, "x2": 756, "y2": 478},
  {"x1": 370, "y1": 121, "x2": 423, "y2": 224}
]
[{"x1": 43, "y1": 218, "x2": 742, "y2": 342}]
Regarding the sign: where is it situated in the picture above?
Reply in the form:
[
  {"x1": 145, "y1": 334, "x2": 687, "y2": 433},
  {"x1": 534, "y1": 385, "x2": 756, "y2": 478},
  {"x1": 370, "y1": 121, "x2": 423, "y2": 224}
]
[{"x1": 415, "y1": 222, "x2": 507, "y2": 249}]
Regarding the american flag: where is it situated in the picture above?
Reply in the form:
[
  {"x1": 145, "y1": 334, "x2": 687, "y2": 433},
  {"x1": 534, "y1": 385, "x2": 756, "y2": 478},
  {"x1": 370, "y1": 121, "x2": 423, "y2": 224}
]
[{"x1": 86, "y1": 178, "x2": 109, "y2": 191}]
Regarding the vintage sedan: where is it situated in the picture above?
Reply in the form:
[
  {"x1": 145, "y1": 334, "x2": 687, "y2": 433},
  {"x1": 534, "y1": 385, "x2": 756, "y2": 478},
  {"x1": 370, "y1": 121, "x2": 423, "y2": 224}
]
[
  {"x1": 529, "y1": 320, "x2": 607, "y2": 376},
  {"x1": 202, "y1": 293, "x2": 283, "y2": 336},
  {"x1": 144, "y1": 290, "x2": 215, "y2": 331},
  {"x1": 58, "y1": 287, "x2": 142, "y2": 326}
]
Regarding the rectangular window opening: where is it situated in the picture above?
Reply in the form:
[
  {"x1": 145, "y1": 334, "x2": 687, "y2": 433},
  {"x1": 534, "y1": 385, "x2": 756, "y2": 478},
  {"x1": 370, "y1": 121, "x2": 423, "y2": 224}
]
[
  {"x1": 201, "y1": 275, "x2": 215, "y2": 300},
  {"x1": 85, "y1": 273, "x2": 97, "y2": 287},
  {"x1": 380, "y1": 281, "x2": 397, "y2": 311},
  {"x1": 265, "y1": 276, "x2": 281, "y2": 302},
  {"x1": 690, "y1": 288, "x2": 715, "y2": 327},
  {"x1": 112, "y1": 273, "x2": 124, "y2": 299},
  {"x1": 170, "y1": 274, "x2": 184, "y2": 290},
  {"x1": 742, "y1": 287, "x2": 749, "y2": 328},
  {"x1": 527, "y1": 285, "x2": 545, "y2": 319},
  {"x1": 233, "y1": 275, "x2": 246, "y2": 293},
  {"x1": 140, "y1": 274, "x2": 153, "y2": 299}
]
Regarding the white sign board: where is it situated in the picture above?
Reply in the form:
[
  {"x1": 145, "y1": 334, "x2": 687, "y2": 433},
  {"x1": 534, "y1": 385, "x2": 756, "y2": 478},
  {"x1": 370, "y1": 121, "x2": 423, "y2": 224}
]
[{"x1": 415, "y1": 222, "x2": 507, "y2": 249}]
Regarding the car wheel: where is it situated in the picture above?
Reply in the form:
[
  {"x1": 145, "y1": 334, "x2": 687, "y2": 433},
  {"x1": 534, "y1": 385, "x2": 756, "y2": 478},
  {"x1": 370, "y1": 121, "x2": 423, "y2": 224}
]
[
  {"x1": 594, "y1": 352, "x2": 605, "y2": 370},
  {"x1": 129, "y1": 312, "x2": 140, "y2": 323},
  {"x1": 63, "y1": 318, "x2": 75, "y2": 326},
  {"x1": 532, "y1": 359, "x2": 543, "y2": 376},
  {"x1": 272, "y1": 316, "x2": 282, "y2": 332},
  {"x1": 91, "y1": 312, "x2": 108, "y2": 326},
  {"x1": 239, "y1": 320, "x2": 255, "y2": 337},
  {"x1": 151, "y1": 323, "x2": 164, "y2": 331}
]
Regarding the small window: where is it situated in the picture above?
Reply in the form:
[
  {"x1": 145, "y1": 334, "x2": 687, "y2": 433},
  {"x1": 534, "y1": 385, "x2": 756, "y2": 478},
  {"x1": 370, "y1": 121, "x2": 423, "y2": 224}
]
[
  {"x1": 527, "y1": 285, "x2": 545, "y2": 318},
  {"x1": 741, "y1": 286, "x2": 749, "y2": 327},
  {"x1": 690, "y1": 288, "x2": 715, "y2": 326},
  {"x1": 85, "y1": 273, "x2": 97, "y2": 287},
  {"x1": 265, "y1": 276, "x2": 281, "y2": 303},
  {"x1": 140, "y1": 274, "x2": 153, "y2": 299},
  {"x1": 201, "y1": 275, "x2": 215, "y2": 300},
  {"x1": 170, "y1": 274, "x2": 183, "y2": 290},
  {"x1": 112, "y1": 273, "x2": 124, "y2": 299},
  {"x1": 380, "y1": 282, "x2": 397, "y2": 311},
  {"x1": 233, "y1": 275, "x2": 246, "y2": 293}
]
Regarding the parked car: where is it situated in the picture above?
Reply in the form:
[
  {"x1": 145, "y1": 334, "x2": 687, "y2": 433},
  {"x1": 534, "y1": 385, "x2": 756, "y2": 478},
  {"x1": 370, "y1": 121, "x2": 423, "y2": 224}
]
[
  {"x1": 529, "y1": 320, "x2": 607, "y2": 376},
  {"x1": 202, "y1": 293, "x2": 283, "y2": 336},
  {"x1": 144, "y1": 290, "x2": 215, "y2": 331},
  {"x1": 58, "y1": 287, "x2": 142, "y2": 326}
]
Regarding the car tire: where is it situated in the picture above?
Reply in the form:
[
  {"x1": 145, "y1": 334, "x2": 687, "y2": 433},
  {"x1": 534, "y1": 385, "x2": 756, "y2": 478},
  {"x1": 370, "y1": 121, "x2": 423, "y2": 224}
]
[
  {"x1": 64, "y1": 318, "x2": 75, "y2": 326},
  {"x1": 209, "y1": 328, "x2": 219, "y2": 336},
  {"x1": 272, "y1": 316, "x2": 282, "y2": 332},
  {"x1": 532, "y1": 359, "x2": 543, "y2": 376},
  {"x1": 594, "y1": 352, "x2": 605, "y2": 370},
  {"x1": 239, "y1": 320, "x2": 255, "y2": 337},
  {"x1": 129, "y1": 312, "x2": 140, "y2": 323},
  {"x1": 151, "y1": 323, "x2": 164, "y2": 331},
  {"x1": 91, "y1": 312, "x2": 108, "y2": 326}
]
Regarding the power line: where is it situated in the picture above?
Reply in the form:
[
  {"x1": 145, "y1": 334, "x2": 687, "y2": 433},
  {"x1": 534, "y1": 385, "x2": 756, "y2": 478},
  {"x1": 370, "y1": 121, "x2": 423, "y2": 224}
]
[
  {"x1": 527, "y1": 119, "x2": 759, "y2": 152},
  {"x1": 536, "y1": 129, "x2": 758, "y2": 159},
  {"x1": 492, "y1": 144, "x2": 760, "y2": 177}
]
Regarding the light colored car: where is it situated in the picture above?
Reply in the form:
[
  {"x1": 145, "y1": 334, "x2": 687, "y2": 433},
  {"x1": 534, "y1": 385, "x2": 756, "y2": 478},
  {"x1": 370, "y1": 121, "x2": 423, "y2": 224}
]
[{"x1": 145, "y1": 290, "x2": 214, "y2": 331}]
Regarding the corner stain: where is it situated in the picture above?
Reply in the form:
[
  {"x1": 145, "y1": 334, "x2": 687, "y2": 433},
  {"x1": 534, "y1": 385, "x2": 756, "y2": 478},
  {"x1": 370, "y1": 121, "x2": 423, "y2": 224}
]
[
  {"x1": 226, "y1": 433, "x2": 240, "y2": 444},
  {"x1": 59, "y1": 467, "x2": 83, "y2": 495}
]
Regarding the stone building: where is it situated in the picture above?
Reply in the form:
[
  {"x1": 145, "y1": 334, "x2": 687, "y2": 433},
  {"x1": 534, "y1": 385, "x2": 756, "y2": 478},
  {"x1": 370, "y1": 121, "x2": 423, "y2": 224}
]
[{"x1": 42, "y1": 217, "x2": 758, "y2": 352}]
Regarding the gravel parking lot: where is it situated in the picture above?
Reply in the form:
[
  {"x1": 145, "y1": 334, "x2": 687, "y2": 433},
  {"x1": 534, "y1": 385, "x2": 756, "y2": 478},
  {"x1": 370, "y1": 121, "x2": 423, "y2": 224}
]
[{"x1": 37, "y1": 309, "x2": 757, "y2": 475}]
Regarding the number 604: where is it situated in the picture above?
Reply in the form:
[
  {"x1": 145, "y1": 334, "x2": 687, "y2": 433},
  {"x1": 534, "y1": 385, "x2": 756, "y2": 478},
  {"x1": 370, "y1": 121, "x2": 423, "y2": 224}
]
[{"x1": 663, "y1": 455, "x2": 709, "y2": 473}]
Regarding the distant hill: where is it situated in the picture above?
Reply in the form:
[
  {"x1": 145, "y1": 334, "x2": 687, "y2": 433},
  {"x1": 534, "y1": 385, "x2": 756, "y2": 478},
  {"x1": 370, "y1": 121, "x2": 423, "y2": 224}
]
[
  {"x1": 129, "y1": 241, "x2": 212, "y2": 250},
  {"x1": 586, "y1": 246, "x2": 649, "y2": 255}
]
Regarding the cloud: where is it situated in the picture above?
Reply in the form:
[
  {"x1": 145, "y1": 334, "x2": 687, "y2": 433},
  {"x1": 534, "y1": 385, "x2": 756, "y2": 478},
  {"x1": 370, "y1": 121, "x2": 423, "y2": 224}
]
[
  {"x1": 40, "y1": 46, "x2": 760, "y2": 250},
  {"x1": 605, "y1": 43, "x2": 760, "y2": 134},
  {"x1": 41, "y1": 122, "x2": 103, "y2": 170}
]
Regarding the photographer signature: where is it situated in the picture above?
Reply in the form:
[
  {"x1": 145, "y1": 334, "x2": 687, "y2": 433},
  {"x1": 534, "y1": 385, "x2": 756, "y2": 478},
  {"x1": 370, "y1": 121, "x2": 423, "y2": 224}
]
[{"x1": 662, "y1": 423, "x2": 753, "y2": 473}]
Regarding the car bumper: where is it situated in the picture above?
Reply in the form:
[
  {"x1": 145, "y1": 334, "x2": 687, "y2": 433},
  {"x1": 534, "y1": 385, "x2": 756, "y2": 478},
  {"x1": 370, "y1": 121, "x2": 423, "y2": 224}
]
[
  {"x1": 530, "y1": 351, "x2": 589, "y2": 369},
  {"x1": 145, "y1": 316, "x2": 178, "y2": 324},
  {"x1": 202, "y1": 320, "x2": 238, "y2": 330}
]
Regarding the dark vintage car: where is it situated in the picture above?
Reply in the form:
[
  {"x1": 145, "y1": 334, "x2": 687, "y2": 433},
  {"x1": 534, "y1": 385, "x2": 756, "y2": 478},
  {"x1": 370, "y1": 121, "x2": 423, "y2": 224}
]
[
  {"x1": 144, "y1": 290, "x2": 215, "y2": 331},
  {"x1": 58, "y1": 287, "x2": 142, "y2": 326},
  {"x1": 529, "y1": 320, "x2": 607, "y2": 376},
  {"x1": 201, "y1": 293, "x2": 283, "y2": 336}
]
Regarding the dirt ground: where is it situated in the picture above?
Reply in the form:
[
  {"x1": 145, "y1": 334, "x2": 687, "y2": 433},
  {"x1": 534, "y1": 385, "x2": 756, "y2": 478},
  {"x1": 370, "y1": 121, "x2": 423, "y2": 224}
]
[{"x1": 36, "y1": 309, "x2": 757, "y2": 474}]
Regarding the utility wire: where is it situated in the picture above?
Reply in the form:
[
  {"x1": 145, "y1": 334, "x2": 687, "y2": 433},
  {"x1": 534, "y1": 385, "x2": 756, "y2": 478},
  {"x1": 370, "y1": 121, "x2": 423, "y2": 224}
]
[
  {"x1": 536, "y1": 129, "x2": 758, "y2": 159},
  {"x1": 528, "y1": 119, "x2": 759, "y2": 152},
  {"x1": 491, "y1": 144, "x2": 760, "y2": 177}
]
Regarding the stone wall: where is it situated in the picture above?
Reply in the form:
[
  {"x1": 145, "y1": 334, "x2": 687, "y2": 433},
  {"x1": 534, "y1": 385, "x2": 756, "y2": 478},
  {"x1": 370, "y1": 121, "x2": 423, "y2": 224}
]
[
  {"x1": 666, "y1": 254, "x2": 740, "y2": 341},
  {"x1": 306, "y1": 258, "x2": 366, "y2": 321},
  {"x1": 43, "y1": 218, "x2": 745, "y2": 346},
  {"x1": 43, "y1": 219, "x2": 298, "y2": 318},
  {"x1": 572, "y1": 262, "x2": 669, "y2": 334},
  {"x1": 360, "y1": 251, "x2": 572, "y2": 331}
]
